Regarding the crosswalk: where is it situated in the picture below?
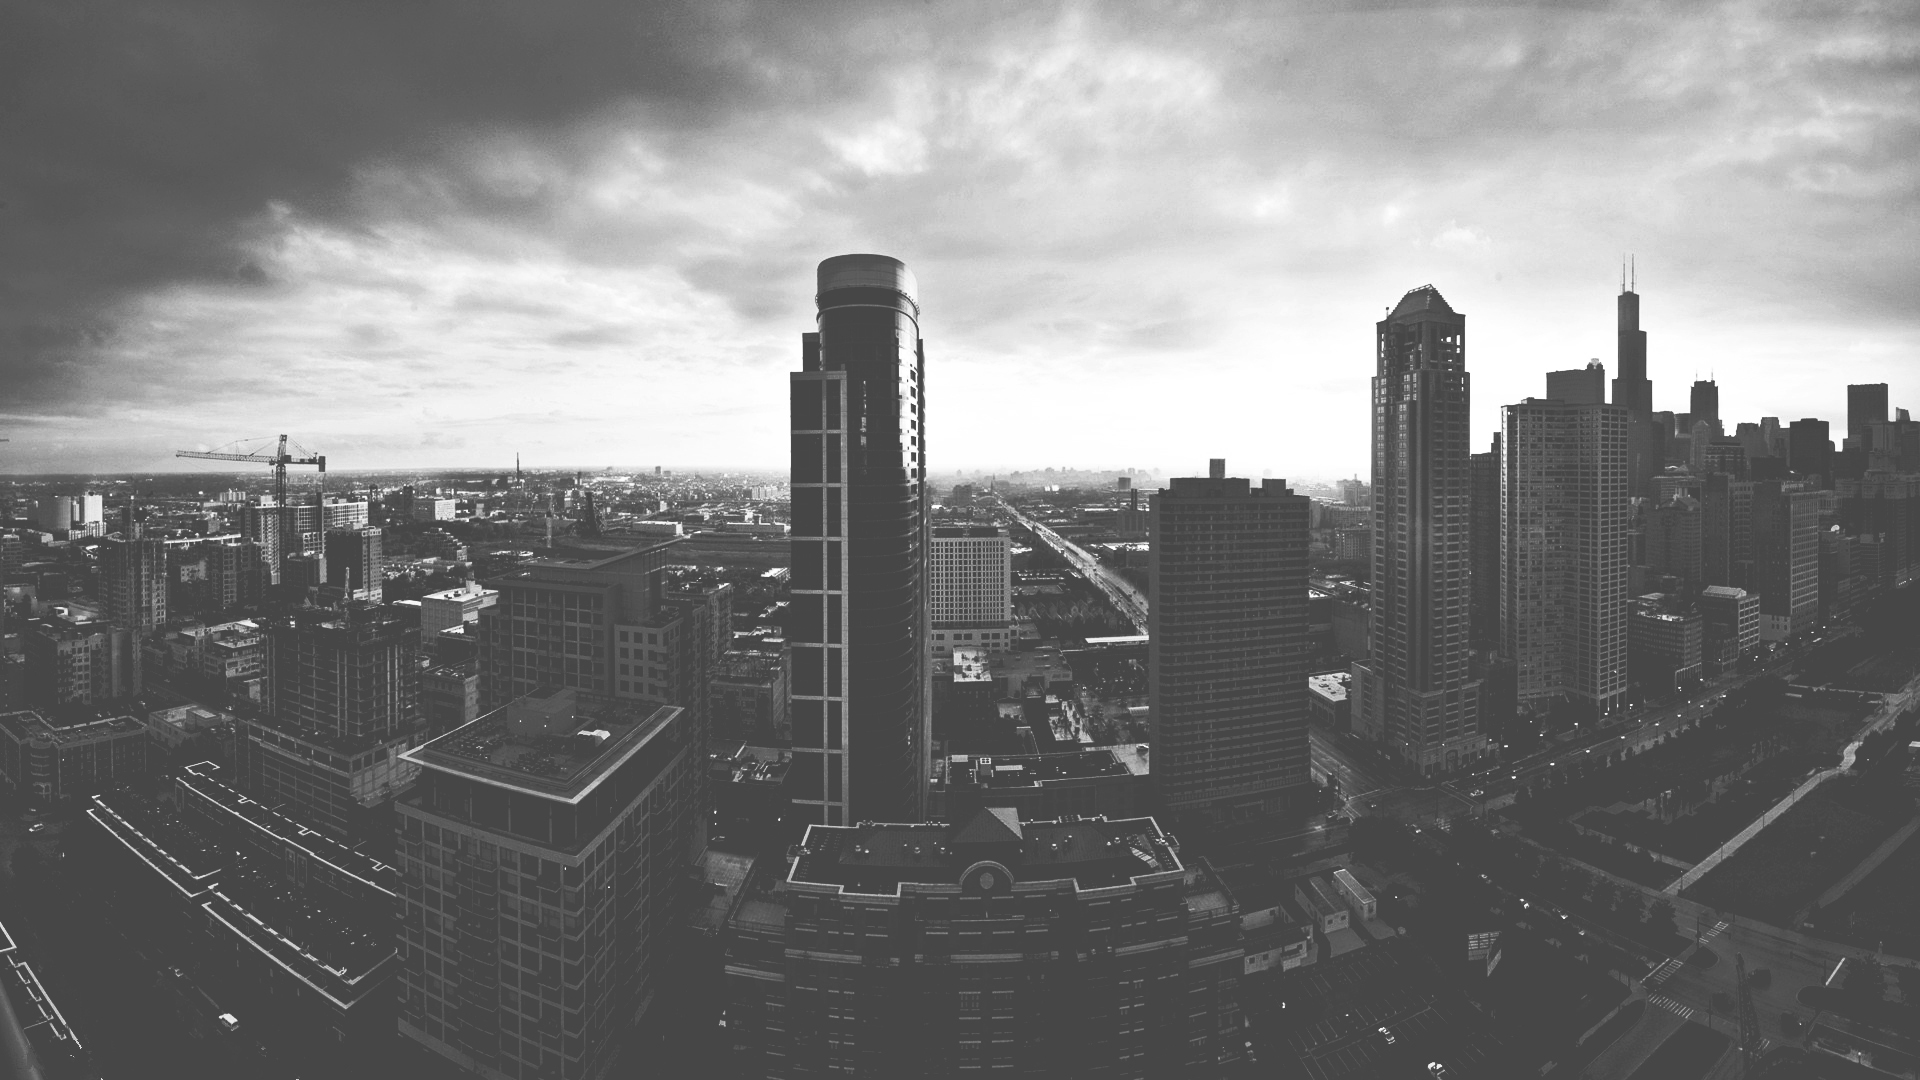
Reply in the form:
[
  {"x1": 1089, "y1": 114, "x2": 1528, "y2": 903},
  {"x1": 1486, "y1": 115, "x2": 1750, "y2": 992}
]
[
  {"x1": 1699, "y1": 920, "x2": 1730, "y2": 943},
  {"x1": 1648, "y1": 993, "x2": 1695, "y2": 1021},
  {"x1": 1646, "y1": 958, "x2": 1683, "y2": 986}
]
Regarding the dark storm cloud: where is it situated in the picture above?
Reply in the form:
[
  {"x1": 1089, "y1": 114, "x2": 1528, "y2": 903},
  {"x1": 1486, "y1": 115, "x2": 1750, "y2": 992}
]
[{"x1": 0, "y1": 0, "x2": 797, "y2": 406}]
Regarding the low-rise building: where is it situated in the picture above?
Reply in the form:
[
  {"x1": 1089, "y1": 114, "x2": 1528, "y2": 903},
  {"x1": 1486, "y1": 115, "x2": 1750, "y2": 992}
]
[
  {"x1": 928, "y1": 746, "x2": 1150, "y2": 823},
  {"x1": 0, "y1": 916, "x2": 92, "y2": 1078},
  {"x1": 419, "y1": 583, "x2": 498, "y2": 636},
  {"x1": 1294, "y1": 876, "x2": 1349, "y2": 934},
  {"x1": 724, "y1": 808, "x2": 1245, "y2": 1077},
  {"x1": 146, "y1": 704, "x2": 233, "y2": 751},
  {"x1": 1306, "y1": 671, "x2": 1352, "y2": 731},
  {"x1": 1331, "y1": 868, "x2": 1377, "y2": 920},
  {"x1": 20, "y1": 618, "x2": 138, "y2": 709},
  {"x1": 0, "y1": 710, "x2": 148, "y2": 804},
  {"x1": 420, "y1": 659, "x2": 481, "y2": 733},
  {"x1": 84, "y1": 787, "x2": 398, "y2": 1072}
]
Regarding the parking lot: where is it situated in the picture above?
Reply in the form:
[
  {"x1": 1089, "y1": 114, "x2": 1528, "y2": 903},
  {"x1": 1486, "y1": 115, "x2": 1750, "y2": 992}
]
[{"x1": 1243, "y1": 943, "x2": 1506, "y2": 1079}]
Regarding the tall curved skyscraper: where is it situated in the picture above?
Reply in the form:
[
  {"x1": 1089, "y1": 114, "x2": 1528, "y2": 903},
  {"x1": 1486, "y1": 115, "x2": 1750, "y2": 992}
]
[{"x1": 789, "y1": 254, "x2": 930, "y2": 825}]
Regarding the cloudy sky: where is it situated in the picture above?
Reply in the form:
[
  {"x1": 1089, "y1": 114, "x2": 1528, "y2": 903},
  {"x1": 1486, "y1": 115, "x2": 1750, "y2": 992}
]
[{"x1": 3, "y1": 0, "x2": 1915, "y2": 481}]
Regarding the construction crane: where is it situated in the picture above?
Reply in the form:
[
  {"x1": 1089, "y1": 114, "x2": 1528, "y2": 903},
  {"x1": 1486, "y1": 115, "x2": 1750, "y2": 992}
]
[
  {"x1": 176, "y1": 435, "x2": 326, "y2": 555},
  {"x1": 1736, "y1": 952, "x2": 1761, "y2": 1075}
]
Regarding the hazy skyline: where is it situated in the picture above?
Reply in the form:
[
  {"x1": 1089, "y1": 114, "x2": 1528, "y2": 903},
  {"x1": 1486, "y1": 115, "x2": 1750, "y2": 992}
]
[{"x1": 4, "y1": 1, "x2": 1915, "y2": 480}]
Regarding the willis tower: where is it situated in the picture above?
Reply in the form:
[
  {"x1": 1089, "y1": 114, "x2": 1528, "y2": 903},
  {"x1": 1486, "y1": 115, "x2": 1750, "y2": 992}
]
[{"x1": 789, "y1": 255, "x2": 931, "y2": 826}]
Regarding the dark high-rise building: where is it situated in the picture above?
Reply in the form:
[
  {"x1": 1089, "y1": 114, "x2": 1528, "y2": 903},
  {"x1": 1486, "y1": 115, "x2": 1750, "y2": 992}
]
[
  {"x1": 324, "y1": 526, "x2": 385, "y2": 602},
  {"x1": 1848, "y1": 383, "x2": 1889, "y2": 450},
  {"x1": 1351, "y1": 286, "x2": 1487, "y2": 775},
  {"x1": 1788, "y1": 418, "x2": 1833, "y2": 481},
  {"x1": 1645, "y1": 495, "x2": 1705, "y2": 592},
  {"x1": 789, "y1": 254, "x2": 930, "y2": 826},
  {"x1": 1611, "y1": 277, "x2": 1660, "y2": 499},
  {"x1": 397, "y1": 691, "x2": 699, "y2": 1080},
  {"x1": 1689, "y1": 379, "x2": 1719, "y2": 427},
  {"x1": 1469, "y1": 433, "x2": 1501, "y2": 652},
  {"x1": 1147, "y1": 461, "x2": 1310, "y2": 820},
  {"x1": 1546, "y1": 360, "x2": 1606, "y2": 405}
]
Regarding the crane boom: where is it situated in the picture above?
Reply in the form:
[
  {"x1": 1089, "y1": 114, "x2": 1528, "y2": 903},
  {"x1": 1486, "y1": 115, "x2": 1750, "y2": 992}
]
[{"x1": 175, "y1": 435, "x2": 326, "y2": 577}]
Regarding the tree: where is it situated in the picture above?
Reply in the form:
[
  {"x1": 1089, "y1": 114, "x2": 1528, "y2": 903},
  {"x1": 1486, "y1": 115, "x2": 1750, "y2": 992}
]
[{"x1": 1644, "y1": 898, "x2": 1677, "y2": 938}]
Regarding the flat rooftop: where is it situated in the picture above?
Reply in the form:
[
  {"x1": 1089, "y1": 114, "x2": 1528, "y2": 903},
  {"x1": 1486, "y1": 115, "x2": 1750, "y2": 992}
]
[
  {"x1": 1308, "y1": 672, "x2": 1351, "y2": 703},
  {"x1": 88, "y1": 791, "x2": 394, "y2": 1008},
  {"x1": 179, "y1": 761, "x2": 396, "y2": 897},
  {"x1": 941, "y1": 748, "x2": 1138, "y2": 789},
  {"x1": 0, "y1": 710, "x2": 144, "y2": 746},
  {"x1": 789, "y1": 810, "x2": 1182, "y2": 897},
  {"x1": 404, "y1": 687, "x2": 681, "y2": 802},
  {"x1": 934, "y1": 526, "x2": 1006, "y2": 539}
]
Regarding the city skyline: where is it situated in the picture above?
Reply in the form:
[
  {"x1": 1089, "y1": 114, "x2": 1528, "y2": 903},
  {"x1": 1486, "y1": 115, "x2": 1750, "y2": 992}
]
[{"x1": 5, "y1": 2, "x2": 1917, "y2": 477}]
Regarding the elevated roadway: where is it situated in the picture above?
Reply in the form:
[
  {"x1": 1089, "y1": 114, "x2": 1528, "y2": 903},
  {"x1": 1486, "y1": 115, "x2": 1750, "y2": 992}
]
[{"x1": 997, "y1": 498, "x2": 1149, "y2": 635}]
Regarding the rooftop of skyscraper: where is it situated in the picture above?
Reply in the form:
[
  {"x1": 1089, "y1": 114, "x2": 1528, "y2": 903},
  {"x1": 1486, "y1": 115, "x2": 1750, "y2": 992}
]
[
  {"x1": 787, "y1": 809, "x2": 1183, "y2": 898},
  {"x1": 1387, "y1": 283, "x2": 1454, "y2": 318},
  {"x1": 403, "y1": 687, "x2": 682, "y2": 802}
]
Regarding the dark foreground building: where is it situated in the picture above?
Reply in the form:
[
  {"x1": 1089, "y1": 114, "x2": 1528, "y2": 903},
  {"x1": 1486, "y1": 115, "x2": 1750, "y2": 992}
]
[
  {"x1": 1148, "y1": 460, "x2": 1311, "y2": 820},
  {"x1": 724, "y1": 808, "x2": 1245, "y2": 1077},
  {"x1": 395, "y1": 689, "x2": 701, "y2": 1080}
]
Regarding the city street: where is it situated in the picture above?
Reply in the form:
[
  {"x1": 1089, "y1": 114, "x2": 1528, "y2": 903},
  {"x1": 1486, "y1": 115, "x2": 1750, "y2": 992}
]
[{"x1": 997, "y1": 498, "x2": 1149, "y2": 634}]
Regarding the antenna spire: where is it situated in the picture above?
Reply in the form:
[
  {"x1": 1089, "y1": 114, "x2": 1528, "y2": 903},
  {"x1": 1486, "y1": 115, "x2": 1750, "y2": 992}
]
[{"x1": 1630, "y1": 255, "x2": 1636, "y2": 291}]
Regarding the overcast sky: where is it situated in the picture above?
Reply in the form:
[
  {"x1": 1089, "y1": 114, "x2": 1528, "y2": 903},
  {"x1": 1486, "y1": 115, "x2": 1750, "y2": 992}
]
[{"x1": 3, "y1": 0, "x2": 1914, "y2": 482}]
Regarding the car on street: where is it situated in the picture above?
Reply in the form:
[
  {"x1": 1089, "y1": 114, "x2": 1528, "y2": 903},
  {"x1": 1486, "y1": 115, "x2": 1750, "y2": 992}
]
[{"x1": 1378, "y1": 1027, "x2": 1396, "y2": 1045}]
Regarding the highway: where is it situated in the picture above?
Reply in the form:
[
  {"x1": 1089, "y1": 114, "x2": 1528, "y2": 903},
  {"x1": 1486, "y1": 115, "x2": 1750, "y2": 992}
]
[{"x1": 997, "y1": 498, "x2": 1149, "y2": 634}]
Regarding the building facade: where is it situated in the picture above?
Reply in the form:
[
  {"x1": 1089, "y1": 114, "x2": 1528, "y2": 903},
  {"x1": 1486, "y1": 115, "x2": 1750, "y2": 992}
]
[
  {"x1": 324, "y1": 527, "x2": 385, "y2": 602},
  {"x1": 789, "y1": 253, "x2": 931, "y2": 826},
  {"x1": 724, "y1": 808, "x2": 1245, "y2": 1078},
  {"x1": 395, "y1": 690, "x2": 700, "y2": 1080},
  {"x1": 242, "y1": 604, "x2": 422, "y2": 842},
  {"x1": 1751, "y1": 482, "x2": 1822, "y2": 641},
  {"x1": 930, "y1": 526, "x2": 1013, "y2": 656},
  {"x1": 1352, "y1": 286, "x2": 1487, "y2": 774},
  {"x1": 100, "y1": 531, "x2": 168, "y2": 634},
  {"x1": 0, "y1": 710, "x2": 147, "y2": 804},
  {"x1": 1149, "y1": 462, "x2": 1311, "y2": 818}
]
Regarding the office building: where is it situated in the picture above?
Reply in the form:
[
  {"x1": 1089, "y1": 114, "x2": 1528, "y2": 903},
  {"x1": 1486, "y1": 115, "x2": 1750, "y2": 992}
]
[
  {"x1": 1545, "y1": 359, "x2": 1606, "y2": 405},
  {"x1": 1630, "y1": 594, "x2": 1704, "y2": 691},
  {"x1": 1149, "y1": 461, "x2": 1310, "y2": 819},
  {"x1": 1701, "y1": 474, "x2": 1755, "y2": 588},
  {"x1": 1788, "y1": 419, "x2": 1833, "y2": 482},
  {"x1": 100, "y1": 524, "x2": 168, "y2": 635},
  {"x1": 1700, "y1": 585, "x2": 1761, "y2": 667},
  {"x1": 1470, "y1": 433, "x2": 1502, "y2": 652},
  {"x1": 929, "y1": 525, "x2": 1013, "y2": 655},
  {"x1": 324, "y1": 526, "x2": 385, "y2": 602},
  {"x1": 1848, "y1": 383, "x2": 1889, "y2": 450},
  {"x1": 1751, "y1": 482, "x2": 1822, "y2": 641},
  {"x1": 1351, "y1": 287, "x2": 1487, "y2": 774},
  {"x1": 475, "y1": 545, "x2": 718, "y2": 779},
  {"x1": 1611, "y1": 277, "x2": 1662, "y2": 498},
  {"x1": 724, "y1": 808, "x2": 1245, "y2": 1077},
  {"x1": 789, "y1": 253, "x2": 930, "y2": 826},
  {"x1": 1689, "y1": 379, "x2": 1719, "y2": 427},
  {"x1": 21, "y1": 618, "x2": 139, "y2": 708},
  {"x1": 712, "y1": 650, "x2": 789, "y2": 744},
  {"x1": 396, "y1": 690, "x2": 700, "y2": 1080},
  {"x1": 1500, "y1": 397, "x2": 1630, "y2": 719},
  {"x1": 1837, "y1": 475, "x2": 1917, "y2": 590},
  {"x1": 421, "y1": 659, "x2": 482, "y2": 731},
  {"x1": 1644, "y1": 494, "x2": 1704, "y2": 591},
  {"x1": 245, "y1": 497, "x2": 370, "y2": 584},
  {"x1": 0, "y1": 710, "x2": 148, "y2": 804},
  {"x1": 168, "y1": 538, "x2": 265, "y2": 619},
  {"x1": 420, "y1": 582, "x2": 500, "y2": 635},
  {"x1": 241, "y1": 605, "x2": 422, "y2": 843}
]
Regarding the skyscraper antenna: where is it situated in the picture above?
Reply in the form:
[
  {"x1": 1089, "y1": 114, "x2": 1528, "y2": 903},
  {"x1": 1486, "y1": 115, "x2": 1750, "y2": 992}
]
[
  {"x1": 1621, "y1": 257, "x2": 1626, "y2": 292},
  {"x1": 1631, "y1": 255, "x2": 1636, "y2": 291}
]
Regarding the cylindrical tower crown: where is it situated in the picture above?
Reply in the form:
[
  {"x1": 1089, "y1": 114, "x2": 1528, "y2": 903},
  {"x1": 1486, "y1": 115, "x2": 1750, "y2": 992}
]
[{"x1": 817, "y1": 254, "x2": 919, "y2": 321}]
